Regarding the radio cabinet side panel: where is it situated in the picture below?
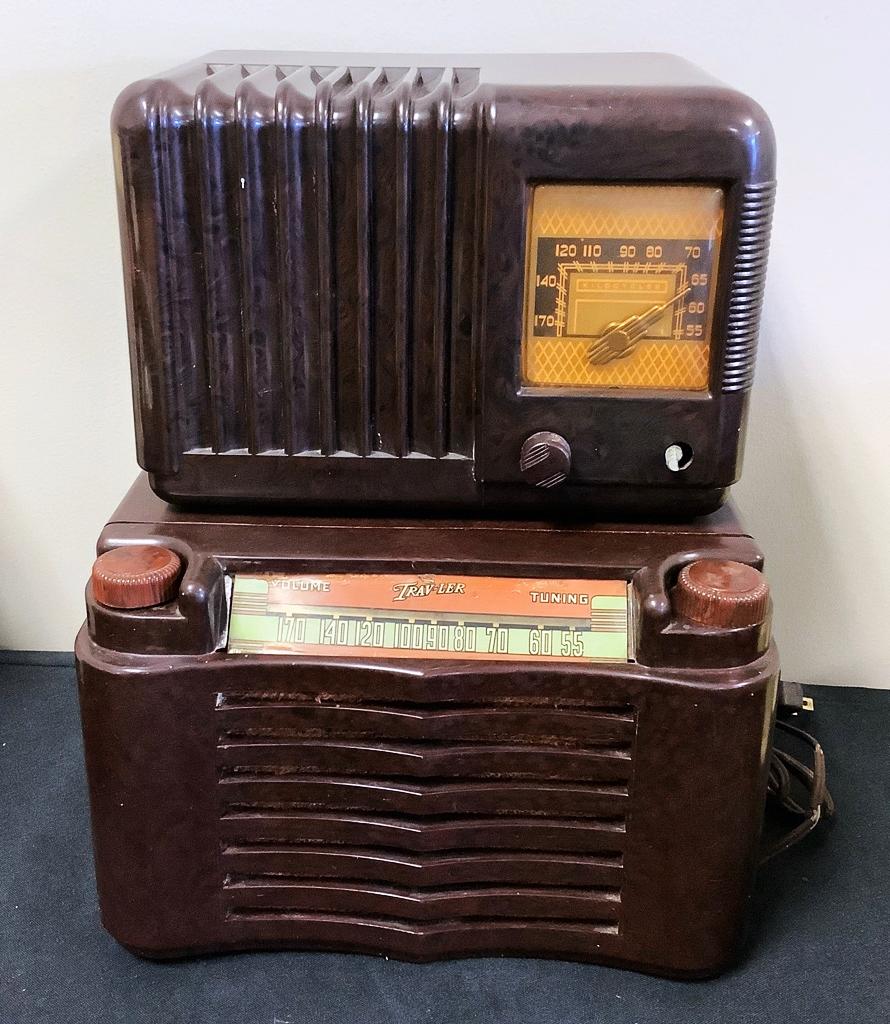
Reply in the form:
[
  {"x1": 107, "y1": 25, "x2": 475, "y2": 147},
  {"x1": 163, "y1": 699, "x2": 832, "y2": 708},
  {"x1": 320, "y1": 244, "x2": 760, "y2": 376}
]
[
  {"x1": 621, "y1": 659, "x2": 779, "y2": 974},
  {"x1": 114, "y1": 66, "x2": 227, "y2": 477},
  {"x1": 75, "y1": 632, "x2": 225, "y2": 955}
]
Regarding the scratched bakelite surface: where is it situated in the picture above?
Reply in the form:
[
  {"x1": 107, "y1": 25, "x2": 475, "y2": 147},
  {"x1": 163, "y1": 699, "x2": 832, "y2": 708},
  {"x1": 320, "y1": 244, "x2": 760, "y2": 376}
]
[
  {"x1": 115, "y1": 61, "x2": 481, "y2": 464},
  {"x1": 112, "y1": 52, "x2": 775, "y2": 515}
]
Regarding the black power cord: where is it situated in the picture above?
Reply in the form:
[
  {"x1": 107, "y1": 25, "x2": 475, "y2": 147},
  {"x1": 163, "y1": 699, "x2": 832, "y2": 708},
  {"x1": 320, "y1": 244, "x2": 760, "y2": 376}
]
[{"x1": 760, "y1": 683, "x2": 835, "y2": 865}]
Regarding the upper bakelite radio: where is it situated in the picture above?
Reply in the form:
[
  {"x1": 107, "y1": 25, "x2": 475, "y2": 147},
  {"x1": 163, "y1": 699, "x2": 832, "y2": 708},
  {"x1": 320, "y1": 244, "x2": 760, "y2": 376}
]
[{"x1": 113, "y1": 51, "x2": 775, "y2": 515}]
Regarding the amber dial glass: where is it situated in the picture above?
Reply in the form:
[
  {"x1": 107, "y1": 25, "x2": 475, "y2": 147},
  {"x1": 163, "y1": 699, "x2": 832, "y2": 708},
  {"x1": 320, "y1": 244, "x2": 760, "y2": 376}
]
[{"x1": 522, "y1": 184, "x2": 725, "y2": 391}]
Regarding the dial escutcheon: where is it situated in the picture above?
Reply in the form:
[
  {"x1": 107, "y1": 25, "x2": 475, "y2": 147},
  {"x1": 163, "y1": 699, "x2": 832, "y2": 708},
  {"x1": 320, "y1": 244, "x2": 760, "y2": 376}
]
[{"x1": 522, "y1": 184, "x2": 725, "y2": 392}]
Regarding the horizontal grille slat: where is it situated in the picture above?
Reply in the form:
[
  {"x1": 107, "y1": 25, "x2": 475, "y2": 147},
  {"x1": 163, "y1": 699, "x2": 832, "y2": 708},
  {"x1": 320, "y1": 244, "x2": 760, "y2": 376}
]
[
  {"x1": 224, "y1": 910, "x2": 620, "y2": 938},
  {"x1": 217, "y1": 693, "x2": 634, "y2": 716},
  {"x1": 219, "y1": 811, "x2": 624, "y2": 852},
  {"x1": 218, "y1": 740, "x2": 632, "y2": 782},
  {"x1": 216, "y1": 702, "x2": 636, "y2": 744},
  {"x1": 220, "y1": 776, "x2": 628, "y2": 818},
  {"x1": 220, "y1": 845, "x2": 622, "y2": 888},
  {"x1": 223, "y1": 878, "x2": 620, "y2": 922}
]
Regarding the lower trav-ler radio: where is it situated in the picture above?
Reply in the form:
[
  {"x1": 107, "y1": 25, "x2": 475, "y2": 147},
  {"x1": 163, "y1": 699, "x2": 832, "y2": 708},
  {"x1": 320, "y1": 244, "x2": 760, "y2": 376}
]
[
  {"x1": 112, "y1": 51, "x2": 775, "y2": 515},
  {"x1": 77, "y1": 476, "x2": 781, "y2": 976}
]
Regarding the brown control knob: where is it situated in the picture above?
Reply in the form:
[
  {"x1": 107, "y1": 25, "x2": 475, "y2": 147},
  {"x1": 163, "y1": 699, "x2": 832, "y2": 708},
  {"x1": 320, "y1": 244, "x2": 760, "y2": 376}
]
[
  {"x1": 674, "y1": 559, "x2": 770, "y2": 628},
  {"x1": 91, "y1": 545, "x2": 182, "y2": 609},
  {"x1": 519, "y1": 431, "x2": 571, "y2": 488}
]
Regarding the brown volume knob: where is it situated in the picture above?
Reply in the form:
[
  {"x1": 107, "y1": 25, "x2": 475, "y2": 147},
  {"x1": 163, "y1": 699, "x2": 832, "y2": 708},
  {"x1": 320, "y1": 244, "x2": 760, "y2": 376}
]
[
  {"x1": 91, "y1": 545, "x2": 182, "y2": 609},
  {"x1": 674, "y1": 559, "x2": 770, "y2": 628},
  {"x1": 519, "y1": 431, "x2": 572, "y2": 488}
]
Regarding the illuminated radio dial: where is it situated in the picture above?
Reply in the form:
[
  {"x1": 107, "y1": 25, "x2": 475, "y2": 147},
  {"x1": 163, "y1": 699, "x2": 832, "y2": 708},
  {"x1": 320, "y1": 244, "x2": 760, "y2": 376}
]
[{"x1": 523, "y1": 184, "x2": 725, "y2": 392}]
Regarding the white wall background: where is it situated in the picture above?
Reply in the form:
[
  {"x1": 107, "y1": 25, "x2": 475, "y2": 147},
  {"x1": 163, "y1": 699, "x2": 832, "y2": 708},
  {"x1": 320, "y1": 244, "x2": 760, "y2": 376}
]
[{"x1": 1, "y1": 1, "x2": 888, "y2": 685}]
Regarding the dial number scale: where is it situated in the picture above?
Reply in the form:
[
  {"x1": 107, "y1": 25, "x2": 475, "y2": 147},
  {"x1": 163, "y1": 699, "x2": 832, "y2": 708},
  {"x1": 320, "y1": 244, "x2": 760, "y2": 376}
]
[{"x1": 522, "y1": 184, "x2": 725, "y2": 391}]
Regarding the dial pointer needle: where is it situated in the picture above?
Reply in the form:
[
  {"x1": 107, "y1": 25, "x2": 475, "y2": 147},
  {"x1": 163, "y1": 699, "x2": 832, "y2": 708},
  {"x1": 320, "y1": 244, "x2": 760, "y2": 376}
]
[{"x1": 588, "y1": 285, "x2": 692, "y2": 365}]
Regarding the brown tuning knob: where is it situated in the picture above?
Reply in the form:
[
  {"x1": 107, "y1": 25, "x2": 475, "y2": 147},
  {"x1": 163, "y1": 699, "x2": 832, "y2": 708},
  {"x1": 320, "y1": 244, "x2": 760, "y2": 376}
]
[
  {"x1": 674, "y1": 559, "x2": 770, "y2": 628},
  {"x1": 91, "y1": 545, "x2": 182, "y2": 609},
  {"x1": 519, "y1": 431, "x2": 571, "y2": 488}
]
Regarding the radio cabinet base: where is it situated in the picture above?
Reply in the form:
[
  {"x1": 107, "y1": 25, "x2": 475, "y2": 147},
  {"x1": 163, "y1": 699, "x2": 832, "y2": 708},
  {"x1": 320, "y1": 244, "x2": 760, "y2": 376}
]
[{"x1": 75, "y1": 476, "x2": 778, "y2": 976}]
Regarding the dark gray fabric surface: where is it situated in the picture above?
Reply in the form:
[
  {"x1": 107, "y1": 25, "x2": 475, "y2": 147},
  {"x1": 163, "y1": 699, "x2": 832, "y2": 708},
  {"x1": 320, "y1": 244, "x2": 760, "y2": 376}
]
[{"x1": 1, "y1": 657, "x2": 887, "y2": 1023}]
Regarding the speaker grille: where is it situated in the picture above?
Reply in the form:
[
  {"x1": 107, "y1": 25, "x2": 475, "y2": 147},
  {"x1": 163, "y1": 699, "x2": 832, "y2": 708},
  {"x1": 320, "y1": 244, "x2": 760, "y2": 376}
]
[
  {"x1": 116, "y1": 64, "x2": 483, "y2": 470},
  {"x1": 215, "y1": 691, "x2": 635, "y2": 939}
]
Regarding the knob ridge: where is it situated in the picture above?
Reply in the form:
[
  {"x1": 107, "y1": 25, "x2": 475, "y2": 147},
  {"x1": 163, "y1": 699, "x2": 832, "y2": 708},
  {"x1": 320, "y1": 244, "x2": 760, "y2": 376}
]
[
  {"x1": 674, "y1": 559, "x2": 770, "y2": 628},
  {"x1": 91, "y1": 545, "x2": 182, "y2": 609}
]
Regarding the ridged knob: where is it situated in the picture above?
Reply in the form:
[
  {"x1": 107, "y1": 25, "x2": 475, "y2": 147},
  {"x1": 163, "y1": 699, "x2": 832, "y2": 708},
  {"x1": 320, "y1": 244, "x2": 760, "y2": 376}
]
[
  {"x1": 674, "y1": 559, "x2": 770, "y2": 628},
  {"x1": 519, "y1": 431, "x2": 572, "y2": 488},
  {"x1": 91, "y1": 545, "x2": 182, "y2": 609}
]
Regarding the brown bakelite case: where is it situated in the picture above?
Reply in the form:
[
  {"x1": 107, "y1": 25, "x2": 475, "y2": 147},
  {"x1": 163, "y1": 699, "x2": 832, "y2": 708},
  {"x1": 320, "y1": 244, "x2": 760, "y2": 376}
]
[
  {"x1": 75, "y1": 476, "x2": 778, "y2": 976},
  {"x1": 113, "y1": 52, "x2": 775, "y2": 516}
]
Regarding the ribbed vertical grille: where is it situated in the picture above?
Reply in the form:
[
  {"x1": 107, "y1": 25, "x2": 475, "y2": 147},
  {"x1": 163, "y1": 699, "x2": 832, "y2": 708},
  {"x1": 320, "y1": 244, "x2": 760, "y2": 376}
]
[
  {"x1": 122, "y1": 63, "x2": 482, "y2": 463},
  {"x1": 215, "y1": 692, "x2": 635, "y2": 940},
  {"x1": 722, "y1": 181, "x2": 776, "y2": 392}
]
